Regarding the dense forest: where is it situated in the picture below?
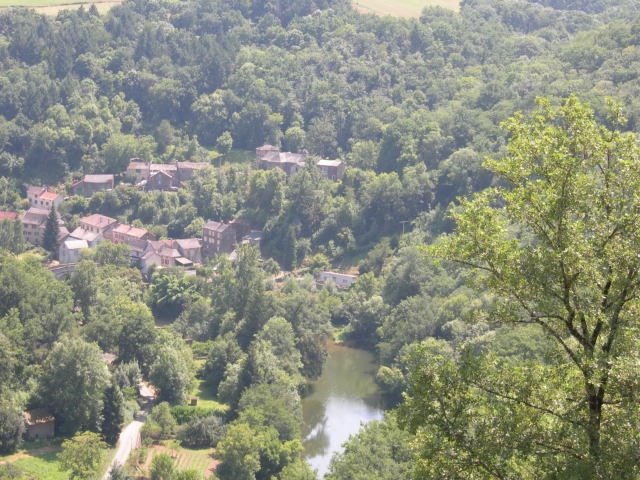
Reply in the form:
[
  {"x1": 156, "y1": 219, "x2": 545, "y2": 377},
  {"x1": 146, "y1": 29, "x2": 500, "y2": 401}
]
[{"x1": 1, "y1": 0, "x2": 640, "y2": 478}]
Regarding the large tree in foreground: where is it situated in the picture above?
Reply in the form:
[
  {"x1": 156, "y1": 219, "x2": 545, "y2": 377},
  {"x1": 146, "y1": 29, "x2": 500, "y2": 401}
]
[{"x1": 400, "y1": 97, "x2": 640, "y2": 479}]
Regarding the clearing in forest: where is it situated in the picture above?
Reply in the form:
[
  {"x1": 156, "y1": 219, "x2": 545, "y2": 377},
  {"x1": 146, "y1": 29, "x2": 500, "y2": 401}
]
[
  {"x1": 0, "y1": 0, "x2": 121, "y2": 15},
  {"x1": 354, "y1": 0, "x2": 460, "y2": 17}
]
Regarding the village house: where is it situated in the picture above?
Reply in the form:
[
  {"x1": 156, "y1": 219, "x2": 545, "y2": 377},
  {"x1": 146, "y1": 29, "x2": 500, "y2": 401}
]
[
  {"x1": 111, "y1": 224, "x2": 155, "y2": 260},
  {"x1": 140, "y1": 239, "x2": 201, "y2": 274},
  {"x1": 317, "y1": 271, "x2": 358, "y2": 289},
  {"x1": 255, "y1": 145, "x2": 344, "y2": 180},
  {"x1": 126, "y1": 160, "x2": 209, "y2": 191},
  {"x1": 27, "y1": 186, "x2": 63, "y2": 211},
  {"x1": 59, "y1": 238, "x2": 89, "y2": 264},
  {"x1": 71, "y1": 174, "x2": 115, "y2": 196},
  {"x1": 20, "y1": 207, "x2": 67, "y2": 246},
  {"x1": 144, "y1": 170, "x2": 180, "y2": 192},
  {"x1": 79, "y1": 214, "x2": 119, "y2": 238},
  {"x1": 174, "y1": 238, "x2": 203, "y2": 263},
  {"x1": 23, "y1": 408, "x2": 55, "y2": 440},
  {"x1": 256, "y1": 145, "x2": 307, "y2": 176},
  {"x1": 203, "y1": 220, "x2": 236, "y2": 258},
  {"x1": 176, "y1": 162, "x2": 209, "y2": 181},
  {"x1": 67, "y1": 214, "x2": 119, "y2": 248},
  {"x1": 317, "y1": 159, "x2": 345, "y2": 180}
]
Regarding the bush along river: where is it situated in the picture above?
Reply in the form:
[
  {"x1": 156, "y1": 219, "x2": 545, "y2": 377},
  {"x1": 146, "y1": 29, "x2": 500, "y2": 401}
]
[{"x1": 302, "y1": 341, "x2": 384, "y2": 478}]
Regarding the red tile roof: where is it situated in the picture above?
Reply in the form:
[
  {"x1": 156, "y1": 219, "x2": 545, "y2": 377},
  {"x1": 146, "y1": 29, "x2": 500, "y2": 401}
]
[{"x1": 0, "y1": 211, "x2": 18, "y2": 221}]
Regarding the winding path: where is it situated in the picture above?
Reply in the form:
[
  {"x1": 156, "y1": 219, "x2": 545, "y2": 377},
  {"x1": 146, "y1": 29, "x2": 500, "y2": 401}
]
[{"x1": 102, "y1": 383, "x2": 155, "y2": 480}]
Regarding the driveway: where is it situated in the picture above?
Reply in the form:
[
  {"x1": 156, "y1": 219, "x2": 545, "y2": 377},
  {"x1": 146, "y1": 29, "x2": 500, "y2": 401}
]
[{"x1": 102, "y1": 382, "x2": 156, "y2": 479}]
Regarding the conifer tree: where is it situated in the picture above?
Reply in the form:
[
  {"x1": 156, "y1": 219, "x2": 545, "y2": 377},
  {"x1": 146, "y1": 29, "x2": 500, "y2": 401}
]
[
  {"x1": 42, "y1": 207, "x2": 59, "y2": 259},
  {"x1": 101, "y1": 382, "x2": 125, "y2": 446}
]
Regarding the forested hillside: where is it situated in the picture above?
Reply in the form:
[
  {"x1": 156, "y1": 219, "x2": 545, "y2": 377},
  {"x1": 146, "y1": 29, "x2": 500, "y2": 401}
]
[{"x1": 0, "y1": 0, "x2": 640, "y2": 478}]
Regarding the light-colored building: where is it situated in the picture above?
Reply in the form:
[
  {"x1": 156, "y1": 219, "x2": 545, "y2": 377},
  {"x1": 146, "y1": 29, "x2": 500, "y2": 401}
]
[
  {"x1": 317, "y1": 271, "x2": 358, "y2": 289},
  {"x1": 59, "y1": 238, "x2": 89, "y2": 264},
  {"x1": 79, "y1": 214, "x2": 119, "y2": 238},
  {"x1": 27, "y1": 186, "x2": 63, "y2": 211},
  {"x1": 67, "y1": 227, "x2": 101, "y2": 247},
  {"x1": 140, "y1": 238, "x2": 201, "y2": 274},
  {"x1": 20, "y1": 207, "x2": 51, "y2": 246},
  {"x1": 255, "y1": 146, "x2": 343, "y2": 180}
]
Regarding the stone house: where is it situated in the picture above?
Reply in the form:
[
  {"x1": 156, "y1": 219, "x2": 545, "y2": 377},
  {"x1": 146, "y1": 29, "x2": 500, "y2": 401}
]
[
  {"x1": 255, "y1": 145, "x2": 343, "y2": 180},
  {"x1": 256, "y1": 145, "x2": 307, "y2": 176},
  {"x1": 317, "y1": 159, "x2": 345, "y2": 180},
  {"x1": 111, "y1": 224, "x2": 155, "y2": 260},
  {"x1": 144, "y1": 170, "x2": 179, "y2": 192},
  {"x1": 71, "y1": 174, "x2": 115, "y2": 196},
  {"x1": 203, "y1": 220, "x2": 236, "y2": 258},
  {"x1": 23, "y1": 408, "x2": 55, "y2": 440},
  {"x1": 176, "y1": 162, "x2": 209, "y2": 181}
]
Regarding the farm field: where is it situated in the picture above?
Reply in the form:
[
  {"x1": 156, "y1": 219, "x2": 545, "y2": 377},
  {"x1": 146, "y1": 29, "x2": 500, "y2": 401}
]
[
  {"x1": 0, "y1": 0, "x2": 120, "y2": 15},
  {"x1": 354, "y1": 0, "x2": 460, "y2": 16},
  {"x1": 141, "y1": 442, "x2": 217, "y2": 478}
]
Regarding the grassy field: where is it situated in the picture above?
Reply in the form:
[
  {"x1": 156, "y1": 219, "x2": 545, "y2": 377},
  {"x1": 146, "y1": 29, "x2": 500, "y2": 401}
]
[
  {"x1": 143, "y1": 442, "x2": 217, "y2": 477},
  {"x1": 9, "y1": 451, "x2": 67, "y2": 480},
  {"x1": 0, "y1": 441, "x2": 64, "y2": 480},
  {"x1": 354, "y1": 0, "x2": 460, "y2": 16},
  {"x1": 190, "y1": 359, "x2": 230, "y2": 412},
  {"x1": 0, "y1": 0, "x2": 121, "y2": 15},
  {"x1": 1, "y1": 440, "x2": 116, "y2": 479}
]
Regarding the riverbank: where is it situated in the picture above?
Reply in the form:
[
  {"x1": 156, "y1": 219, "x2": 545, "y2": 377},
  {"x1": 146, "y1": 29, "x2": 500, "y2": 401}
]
[{"x1": 302, "y1": 341, "x2": 384, "y2": 478}]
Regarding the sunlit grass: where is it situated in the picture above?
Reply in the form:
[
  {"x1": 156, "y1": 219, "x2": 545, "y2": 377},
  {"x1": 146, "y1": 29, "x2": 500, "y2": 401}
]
[{"x1": 354, "y1": 0, "x2": 460, "y2": 17}]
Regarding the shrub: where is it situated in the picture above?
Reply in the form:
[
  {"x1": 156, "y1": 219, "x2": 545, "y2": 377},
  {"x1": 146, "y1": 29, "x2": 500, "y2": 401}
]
[
  {"x1": 170, "y1": 406, "x2": 226, "y2": 425},
  {"x1": 178, "y1": 415, "x2": 226, "y2": 448}
]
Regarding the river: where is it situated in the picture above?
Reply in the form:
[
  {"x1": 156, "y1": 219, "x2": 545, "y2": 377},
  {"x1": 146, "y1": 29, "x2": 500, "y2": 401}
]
[{"x1": 302, "y1": 342, "x2": 384, "y2": 478}]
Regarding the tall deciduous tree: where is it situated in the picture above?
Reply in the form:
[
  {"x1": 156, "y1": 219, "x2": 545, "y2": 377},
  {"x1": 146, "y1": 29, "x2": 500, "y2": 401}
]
[
  {"x1": 401, "y1": 97, "x2": 640, "y2": 478},
  {"x1": 40, "y1": 338, "x2": 110, "y2": 434}
]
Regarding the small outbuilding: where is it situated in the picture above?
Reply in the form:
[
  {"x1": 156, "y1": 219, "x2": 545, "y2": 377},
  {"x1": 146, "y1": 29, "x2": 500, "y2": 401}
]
[{"x1": 23, "y1": 408, "x2": 55, "y2": 440}]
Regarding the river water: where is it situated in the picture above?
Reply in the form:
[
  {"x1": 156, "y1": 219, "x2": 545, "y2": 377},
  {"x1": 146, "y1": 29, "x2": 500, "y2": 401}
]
[{"x1": 302, "y1": 342, "x2": 384, "y2": 478}]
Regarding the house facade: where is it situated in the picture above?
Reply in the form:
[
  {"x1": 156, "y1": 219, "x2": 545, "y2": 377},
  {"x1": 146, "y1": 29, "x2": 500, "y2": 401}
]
[
  {"x1": 21, "y1": 207, "x2": 50, "y2": 246},
  {"x1": 111, "y1": 224, "x2": 155, "y2": 259},
  {"x1": 23, "y1": 409, "x2": 55, "y2": 440},
  {"x1": 255, "y1": 145, "x2": 343, "y2": 180},
  {"x1": 59, "y1": 238, "x2": 89, "y2": 264},
  {"x1": 203, "y1": 221, "x2": 236, "y2": 257},
  {"x1": 79, "y1": 214, "x2": 119, "y2": 238},
  {"x1": 317, "y1": 159, "x2": 345, "y2": 180},
  {"x1": 71, "y1": 175, "x2": 115, "y2": 196},
  {"x1": 27, "y1": 186, "x2": 63, "y2": 211},
  {"x1": 317, "y1": 271, "x2": 358, "y2": 289}
]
